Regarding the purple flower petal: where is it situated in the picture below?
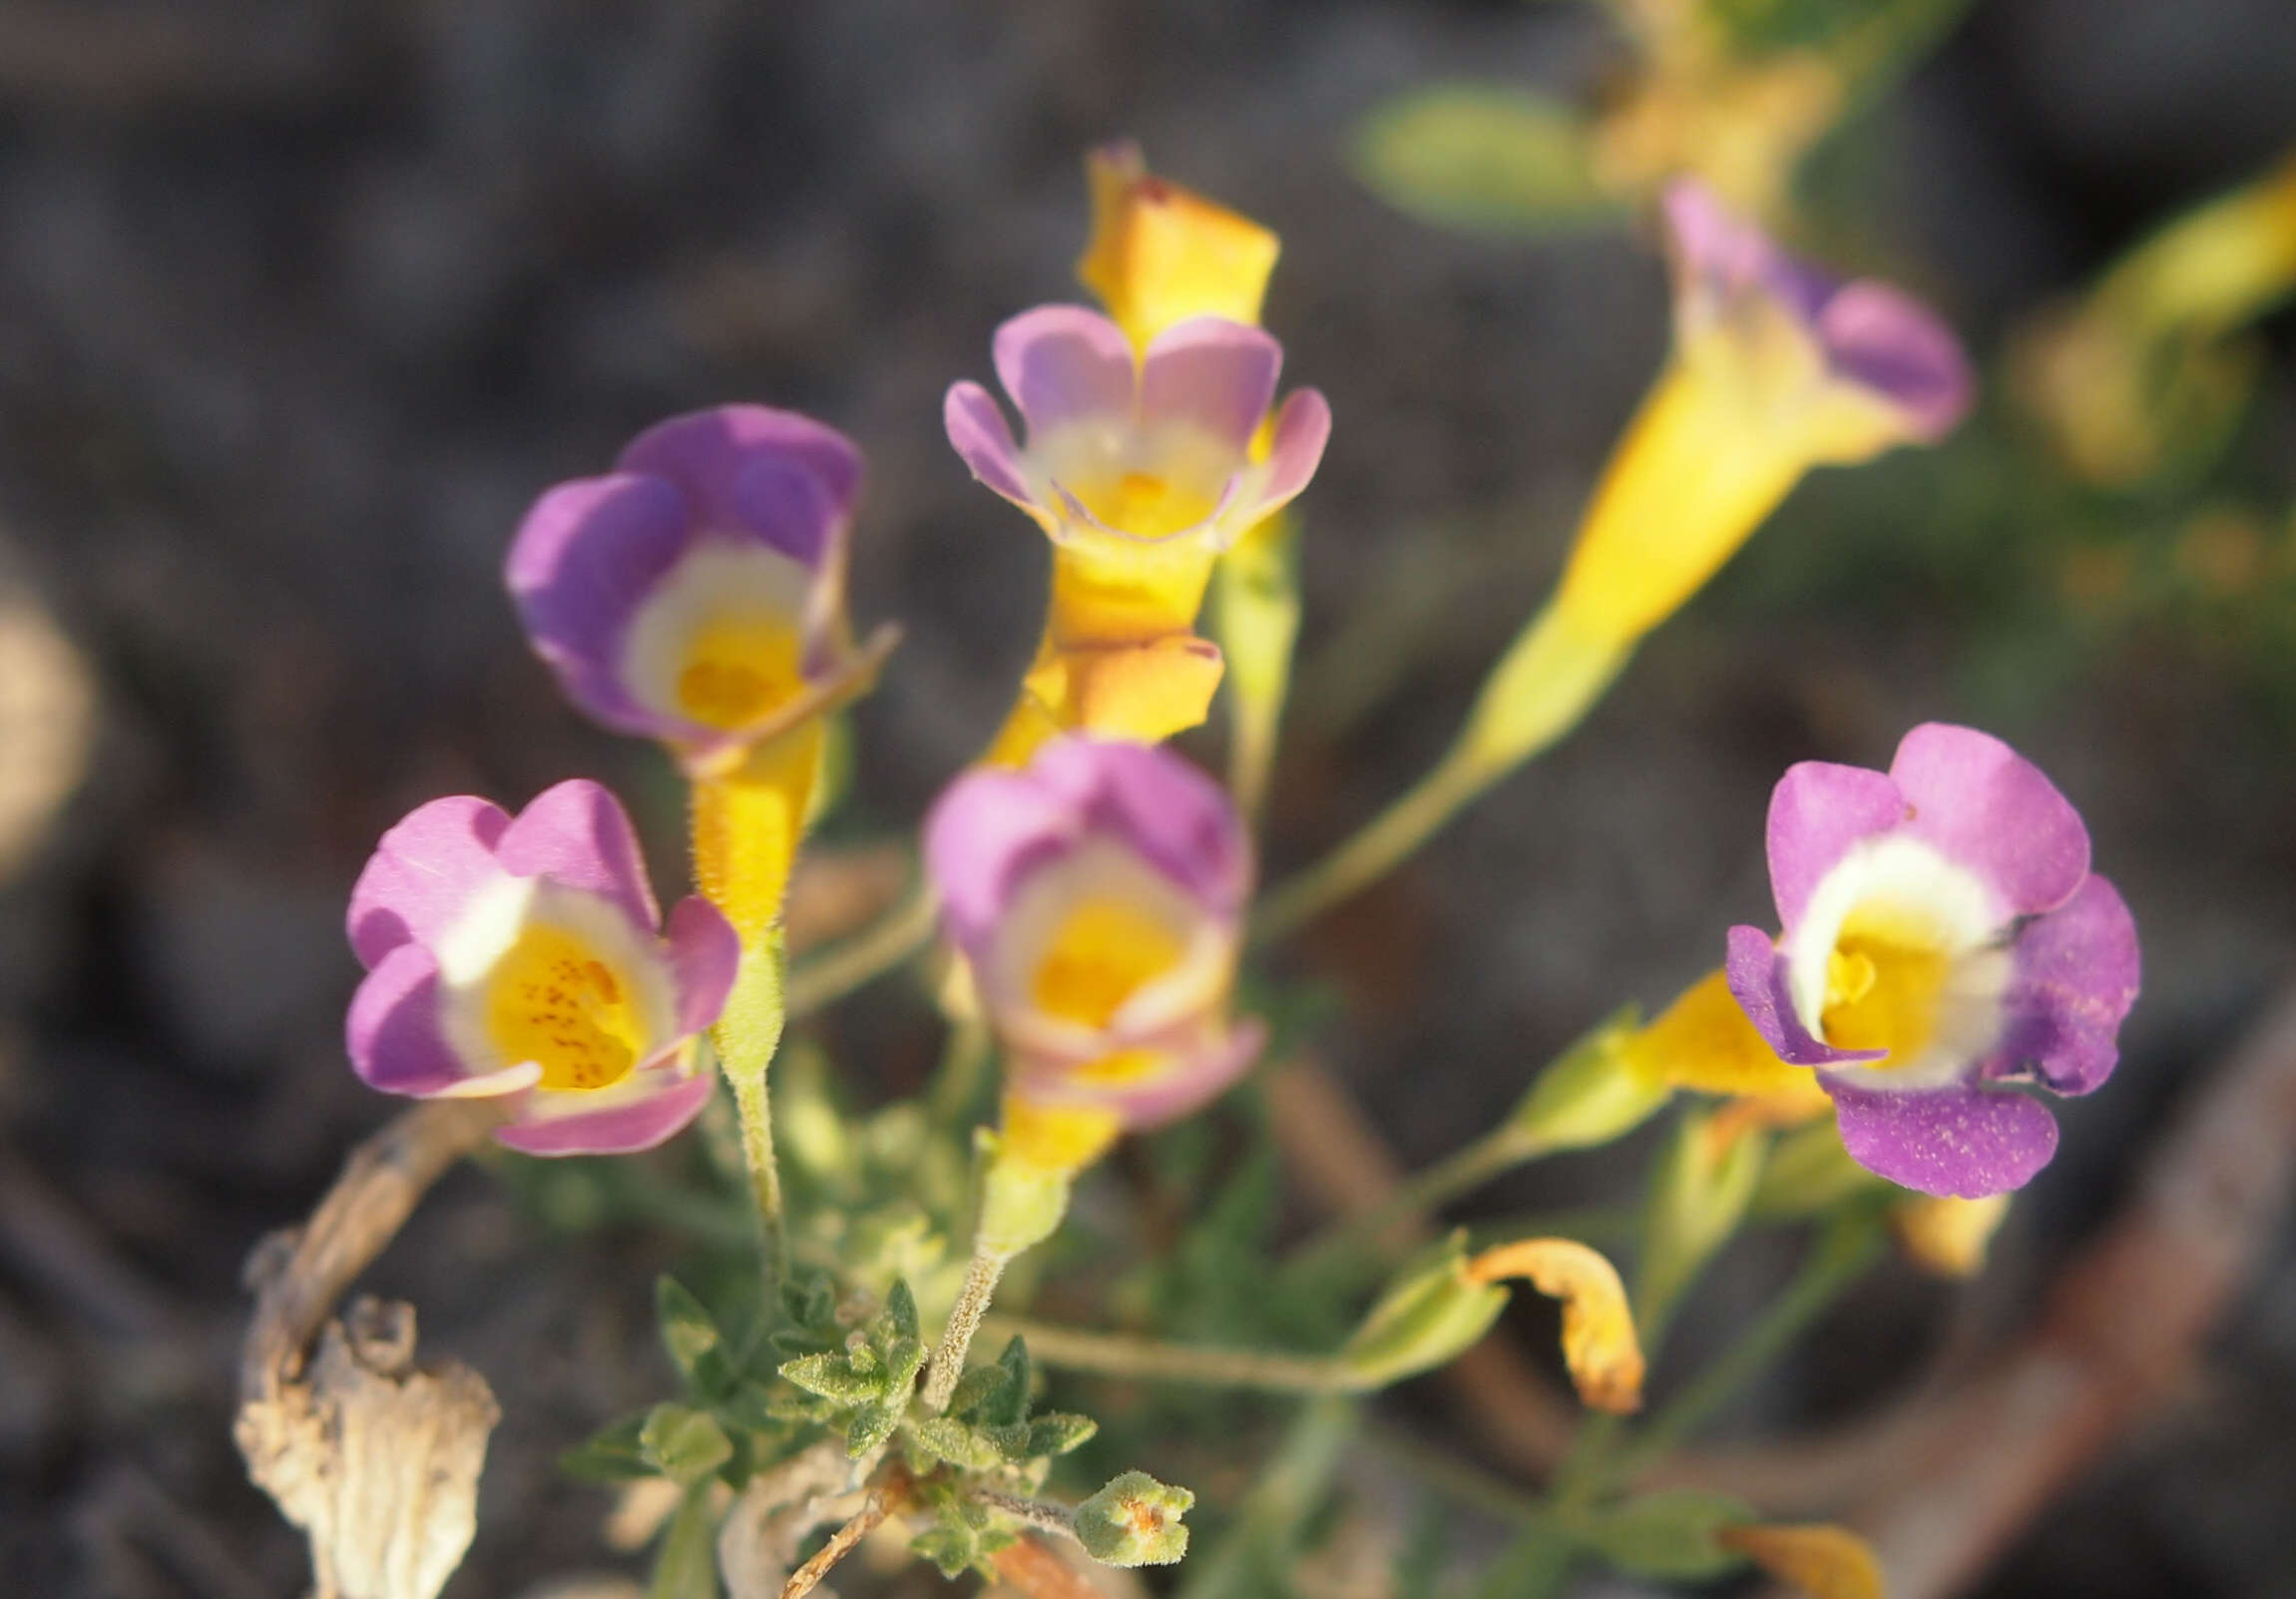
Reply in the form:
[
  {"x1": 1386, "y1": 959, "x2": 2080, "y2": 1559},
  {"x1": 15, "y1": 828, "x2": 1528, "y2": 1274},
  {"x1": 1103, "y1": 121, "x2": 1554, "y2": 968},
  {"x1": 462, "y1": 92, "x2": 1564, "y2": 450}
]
[
  {"x1": 943, "y1": 380, "x2": 1040, "y2": 510},
  {"x1": 617, "y1": 405, "x2": 861, "y2": 567},
  {"x1": 1009, "y1": 1017, "x2": 1267, "y2": 1130},
  {"x1": 493, "y1": 780, "x2": 660, "y2": 933},
  {"x1": 506, "y1": 471, "x2": 694, "y2": 739},
  {"x1": 347, "y1": 796, "x2": 512, "y2": 968},
  {"x1": 1249, "y1": 387, "x2": 1332, "y2": 518},
  {"x1": 1818, "y1": 283, "x2": 1975, "y2": 443},
  {"x1": 1027, "y1": 739, "x2": 1251, "y2": 916},
  {"x1": 924, "y1": 766, "x2": 1082, "y2": 959},
  {"x1": 991, "y1": 304, "x2": 1137, "y2": 435},
  {"x1": 1991, "y1": 873, "x2": 2140, "y2": 1096},
  {"x1": 1826, "y1": 1079, "x2": 2062, "y2": 1198},
  {"x1": 1764, "y1": 760, "x2": 1910, "y2": 931},
  {"x1": 345, "y1": 943, "x2": 470, "y2": 1097},
  {"x1": 1139, "y1": 317, "x2": 1281, "y2": 453},
  {"x1": 493, "y1": 1070, "x2": 716, "y2": 1156},
  {"x1": 664, "y1": 894, "x2": 741, "y2": 1036},
  {"x1": 1725, "y1": 923, "x2": 1884, "y2": 1067},
  {"x1": 1889, "y1": 724, "x2": 2089, "y2": 917},
  {"x1": 1661, "y1": 179, "x2": 1833, "y2": 326}
]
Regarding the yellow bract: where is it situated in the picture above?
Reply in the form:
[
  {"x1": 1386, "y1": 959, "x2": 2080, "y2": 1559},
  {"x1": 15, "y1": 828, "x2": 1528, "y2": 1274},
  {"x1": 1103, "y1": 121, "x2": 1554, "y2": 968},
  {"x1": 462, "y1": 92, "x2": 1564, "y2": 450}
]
[
  {"x1": 1033, "y1": 898, "x2": 1186, "y2": 1028},
  {"x1": 485, "y1": 923, "x2": 645, "y2": 1093},
  {"x1": 1464, "y1": 1238, "x2": 1645, "y2": 1413},
  {"x1": 1079, "y1": 143, "x2": 1280, "y2": 351},
  {"x1": 674, "y1": 614, "x2": 807, "y2": 731},
  {"x1": 1716, "y1": 1522, "x2": 1885, "y2": 1599}
]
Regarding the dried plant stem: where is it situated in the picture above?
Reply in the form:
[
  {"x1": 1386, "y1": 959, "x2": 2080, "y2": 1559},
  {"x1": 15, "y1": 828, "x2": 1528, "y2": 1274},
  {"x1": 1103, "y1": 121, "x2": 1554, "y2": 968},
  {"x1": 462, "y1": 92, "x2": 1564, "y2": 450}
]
[
  {"x1": 922, "y1": 1243, "x2": 1014, "y2": 1412},
  {"x1": 777, "y1": 1490, "x2": 888, "y2": 1599},
  {"x1": 240, "y1": 1097, "x2": 506, "y2": 1402},
  {"x1": 980, "y1": 1316, "x2": 1350, "y2": 1394},
  {"x1": 785, "y1": 878, "x2": 938, "y2": 1018}
]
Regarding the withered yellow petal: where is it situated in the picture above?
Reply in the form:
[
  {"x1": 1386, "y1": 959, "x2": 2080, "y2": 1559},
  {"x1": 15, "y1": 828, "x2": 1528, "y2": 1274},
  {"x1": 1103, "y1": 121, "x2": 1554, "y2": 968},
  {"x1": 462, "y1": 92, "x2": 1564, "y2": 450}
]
[
  {"x1": 1717, "y1": 1522, "x2": 1886, "y2": 1599},
  {"x1": 1464, "y1": 1238, "x2": 1645, "y2": 1413}
]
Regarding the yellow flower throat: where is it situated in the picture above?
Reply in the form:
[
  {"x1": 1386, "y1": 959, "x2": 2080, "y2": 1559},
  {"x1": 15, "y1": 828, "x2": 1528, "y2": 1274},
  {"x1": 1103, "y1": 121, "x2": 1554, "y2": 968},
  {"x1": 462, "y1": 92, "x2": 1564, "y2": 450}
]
[
  {"x1": 1819, "y1": 917, "x2": 1951, "y2": 1068},
  {"x1": 485, "y1": 923, "x2": 646, "y2": 1092},
  {"x1": 675, "y1": 615, "x2": 805, "y2": 731}
]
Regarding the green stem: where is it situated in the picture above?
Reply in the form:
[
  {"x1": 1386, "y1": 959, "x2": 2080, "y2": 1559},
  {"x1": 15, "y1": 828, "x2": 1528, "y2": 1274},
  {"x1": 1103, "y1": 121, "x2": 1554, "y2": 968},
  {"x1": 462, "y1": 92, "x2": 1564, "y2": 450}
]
[
  {"x1": 1176, "y1": 1397, "x2": 1359, "y2": 1599},
  {"x1": 784, "y1": 879, "x2": 938, "y2": 1018},
  {"x1": 980, "y1": 1316, "x2": 1355, "y2": 1394},
  {"x1": 926, "y1": 1015, "x2": 995, "y2": 1130},
  {"x1": 715, "y1": 944, "x2": 790, "y2": 1285},
  {"x1": 1468, "y1": 1516, "x2": 1579, "y2": 1599},
  {"x1": 1249, "y1": 742, "x2": 1488, "y2": 945},
  {"x1": 922, "y1": 1241, "x2": 1015, "y2": 1413},
  {"x1": 1361, "y1": 1422, "x2": 1549, "y2": 1529},
  {"x1": 1613, "y1": 1212, "x2": 1885, "y2": 1481}
]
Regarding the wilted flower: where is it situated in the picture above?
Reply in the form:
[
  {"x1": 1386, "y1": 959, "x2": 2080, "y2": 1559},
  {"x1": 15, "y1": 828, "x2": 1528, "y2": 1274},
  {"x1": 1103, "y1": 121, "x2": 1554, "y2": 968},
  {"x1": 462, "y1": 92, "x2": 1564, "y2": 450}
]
[
  {"x1": 346, "y1": 781, "x2": 737, "y2": 1155},
  {"x1": 923, "y1": 737, "x2": 1263, "y2": 1170},
  {"x1": 1078, "y1": 140, "x2": 1281, "y2": 351},
  {"x1": 1548, "y1": 178, "x2": 1972, "y2": 650},
  {"x1": 945, "y1": 307, "x2": 1328, "y2": 752},
  {"x1": 506, "y1": 405, "x2": 894, "y2": 778},
  {"x1": 1726, "y1": 724, "x2": 2140, "y2": 1198}
]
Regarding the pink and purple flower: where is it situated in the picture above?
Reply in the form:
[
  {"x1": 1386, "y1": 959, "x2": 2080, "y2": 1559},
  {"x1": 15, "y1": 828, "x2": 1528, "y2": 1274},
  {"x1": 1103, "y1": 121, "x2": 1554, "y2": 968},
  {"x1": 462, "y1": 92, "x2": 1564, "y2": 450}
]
[
  {"x1": 943, "y1": 305, "x2": 1329, "y2": 554},
  {"x1": 506, "y1": 405, "x2": 891, "y2": 776},
  {"x1": 924, "y1": 738, "x2": 1264, "y2": 1130},
  {"x1": 1725, "y1": 724, "x2": 2139, "y2": 1198},
  {"x1": 346, "y1": 780, "x2": 738, "y2": 1155},
  {"x1": 1662, "y1": 178, "x2": 1974, "y2": 451}
]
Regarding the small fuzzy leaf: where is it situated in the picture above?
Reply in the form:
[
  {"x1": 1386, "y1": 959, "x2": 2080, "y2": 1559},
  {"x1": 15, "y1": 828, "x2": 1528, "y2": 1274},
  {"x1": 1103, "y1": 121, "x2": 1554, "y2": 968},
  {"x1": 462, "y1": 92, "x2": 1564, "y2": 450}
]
[
  {"x1": 945, "y1": 1362, "x2": 1010, "y2": 1421},
  {"x1": 846, "y1": 1399, "x2": 902, "y2": 1457},
  {"x1": 1024, "y1": 1412, "x2": 1100, "y2": 1458},
  {"x1": 654, "y1": 1277, "x2": 722, "y2": 1385},
  {"x1": 1353, "y1": 85, "x2": 1613, "y2": 235},
  {"x1": 881, "y1": 1279, "x2": 920, "y2": 1344},
  {"x1": 983, "y1": 1336, "x2": 1032, "y2": 1426},
  {"x1": 909, "y1": 1525, "x2": 978, "y2": 1580},
  {"x1": 778, "y1": 1351, "x2": 882, "y2": 1406},
  {"x1": 913, "y1": 1415, "x2": 1007, "y2": 1471},
  {"x1": 640, "y1": 1403, "x2": 732, "y2": 1488},
  {"x1": 1074, "y1": 1470, "x2": 1195, "y2": 1567},
  {"x1": 558, "y1": 1412, "x2": 652, "y2": 1484}
]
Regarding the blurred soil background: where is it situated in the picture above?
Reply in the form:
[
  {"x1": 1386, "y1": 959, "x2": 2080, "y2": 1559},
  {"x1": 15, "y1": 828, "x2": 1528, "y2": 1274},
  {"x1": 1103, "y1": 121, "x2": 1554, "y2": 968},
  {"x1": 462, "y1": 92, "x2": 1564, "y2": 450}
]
[{"x1": 0, "y1": 1, "x2": 2293, "y2": 1595}]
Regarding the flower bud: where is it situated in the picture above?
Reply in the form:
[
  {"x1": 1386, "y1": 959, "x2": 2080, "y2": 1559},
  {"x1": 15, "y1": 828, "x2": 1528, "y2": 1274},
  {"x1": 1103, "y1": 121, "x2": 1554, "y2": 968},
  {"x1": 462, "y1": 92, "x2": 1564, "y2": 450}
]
[
  {"x1": 1335, "y1": 1233, "x2": 1509, "y2": 1390},
  {"x1": 1074, "y1": 1470, "x2": 1195, "y2": 1567},
  {"x1": 1501, "y1": 1005, "x2": 1669, "y2": 1155}
]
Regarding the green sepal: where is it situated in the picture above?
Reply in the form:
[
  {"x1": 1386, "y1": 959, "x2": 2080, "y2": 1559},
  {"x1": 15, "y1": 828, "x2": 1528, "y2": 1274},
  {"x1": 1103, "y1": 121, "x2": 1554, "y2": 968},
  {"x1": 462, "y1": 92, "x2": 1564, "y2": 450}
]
[
  {"x1": 1337, "y1": 1231, "x2": 1510, "y2": 1389},
  {"x1": 1074, "y1": 1470, "x2": 1195, "y2": 1567}
]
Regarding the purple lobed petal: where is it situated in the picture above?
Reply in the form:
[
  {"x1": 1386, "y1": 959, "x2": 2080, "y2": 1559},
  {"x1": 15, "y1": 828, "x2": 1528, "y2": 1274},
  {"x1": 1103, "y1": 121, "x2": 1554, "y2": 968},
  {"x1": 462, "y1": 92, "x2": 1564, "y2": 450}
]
[
  {"x1": 1764, "y1": 760, "x2": 1910, "y2": 932},
  {"x1": 493, "y1": 1070, "x2": 717, "y2": 1156},
  {"x1": 493, "y1": 779, "x2": 661, "y2": 934},
  {"x1": 505, "y1": 471, "x2": 696, "y2": 739},
  {"x1": 347, "y1": 796, "x2": 512, "y2": 969},
  {"x1": 1889, "y1": 724, "x2": 2089, "y2": 917},
  {"x1": 616, "y1": 405, "x2": 861, "y2": 567},
  {"x1": 345, "y1": 943, "x2": 470, "y2": 1098},
  {"x1": 1989, "y1": 873, "x2": 2140, "y2": 1096},
  {"x1": 991, "y1": 305, "x2": 1138, "y2": 435},
  {"x1": 1826, "y1": 1078, "x2": 2063, "y2": 1199},
  {"x1": 1247, "y1": 387, "x2": 1333, "y2": 519},
  {"x1": 1817, "y1": 282, "x2": 1975, "y2": 443},
  {"x1": 1724, "y1": 923, "x2": 1883, "y2": 1067},
  {"x1": 664, "y1": 894, "x2": 742, "y2": 1036},
  {"x1": 1138, "y1": 317, "x2": 1281, "y2": 453},
  {"x1": 1026, "y1": 739, "x2": 1251, "y2": 916},
  {"x1": 943, "y1": 380, "x2": 1041, "y2": 510},
  {"x1": 924, "y1": 766, "x2": 1084, "y2": 961}
]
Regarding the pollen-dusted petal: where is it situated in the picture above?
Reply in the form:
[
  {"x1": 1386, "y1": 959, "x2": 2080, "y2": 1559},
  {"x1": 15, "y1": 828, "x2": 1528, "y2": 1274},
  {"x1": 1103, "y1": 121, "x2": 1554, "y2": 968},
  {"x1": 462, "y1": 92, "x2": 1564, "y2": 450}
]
[
  {"x1": 493, "y1": 1068, "x2": 716, "y2": 1156},
  {"x1": 617, "y1": 404, "x2": 861, "y2": 566},
  {"x1": 346, "y1": 943, "x2": 479, "y2": 1098},
  {"x1": 506, "y1": 471, "x2": 697, "y2": 739},
  {"x1": 1992, "y1": 872, "x2": 2139, "y2": 1096},
  {"x1": 663, "y1": 894, "x2": 741, "y2": 1036},
  {"x1": 1825, "y1": 1077, "x2": 2061, "y2": 1198},
  {"x1": 1889, "y1": 723, "x2": 2090, "y2": 916},
  {"x1": 1819, "y1": 281, "x2": 1975, "y2": 443},
  {"x1": 347, "y1": 796, "x2": 513, "y2": 969},
  {"x1": 1464, "y1": 1238, "x2": 1644, "y2": 1413},
  {"x1": 1725, "y1": 924, "x2": 1883, "y2": 1068},
  {"x1": 943, "y1": 380, "x2": 1040, "y2": 510},
  {"x1": 1715, "y1": 1522, "x2": 1884, "y2": 1599},
  {"x1": 1139, "y1": 317, "x2": 1282, "y2": 454},
  {"x1": 493, "y1": 779, "x2": 660, "y2": 934},
  {"x1": 1765, "y1": 760, "x2": 1908, "y2": 931},
  {"x1": 992, "y1": 304, "x2": 1139, "y2": 436}
]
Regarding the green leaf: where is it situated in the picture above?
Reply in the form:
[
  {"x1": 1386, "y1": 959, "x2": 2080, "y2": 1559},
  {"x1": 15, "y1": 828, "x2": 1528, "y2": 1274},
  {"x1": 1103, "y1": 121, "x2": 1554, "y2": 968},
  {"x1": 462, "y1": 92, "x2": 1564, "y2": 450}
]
[
  {"x1": 1584, "y1": 1490, "x2": 1756, "y2": 1580},
  {"x1": 779, "y1": 1266, "x2": 838, "y2": 1332},
  {"x1": 656, "y1": 1277, "x2": 723, "y2": 1386},
  {"x1": 558, "y1": 1412, "x2": 653, "y2": 1484},
  {"x1": 913, "y1": 1415, "x2": 1007, "y2": 1471},
  {"x1": 1024, "y1": 1412, "x2": 1099, "y2": 1458},
  {"x1": 881, "y1": 1279, "x2": 919, "y2": 1344},
  {"x1": 648, "y1": 1482, "x2": 721, "y2": 1599},
  {"x1": 846, "y1": 1399, "x2": 903, "y2": 1457},
  {"x1": 1074, "y1": 1470, "x2": 1195, "y2": 1567},
  {"x1": 640, "y1": 1403, "x2": 733, "y2": 1488},
  {"x1": 1352, "y1": 85, "x2": 1616, "y2": 236},
  {"x1": 778, "y1": 1350, "x2": 883, "y2": 1406}
]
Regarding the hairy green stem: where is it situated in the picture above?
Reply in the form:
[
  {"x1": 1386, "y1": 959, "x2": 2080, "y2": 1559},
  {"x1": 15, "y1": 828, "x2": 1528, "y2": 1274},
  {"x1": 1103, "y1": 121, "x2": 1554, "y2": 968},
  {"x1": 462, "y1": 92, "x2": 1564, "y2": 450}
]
[
  {"x1": 921, "y1": 1242, "x2": 1014, "y2": 1413},
  {"x1": 784, "y1": 879, "x2": 938, "y2": 1018},
  {"x1": 980, "y1": 1316, "x2": 1355, "y2": 1394}
]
